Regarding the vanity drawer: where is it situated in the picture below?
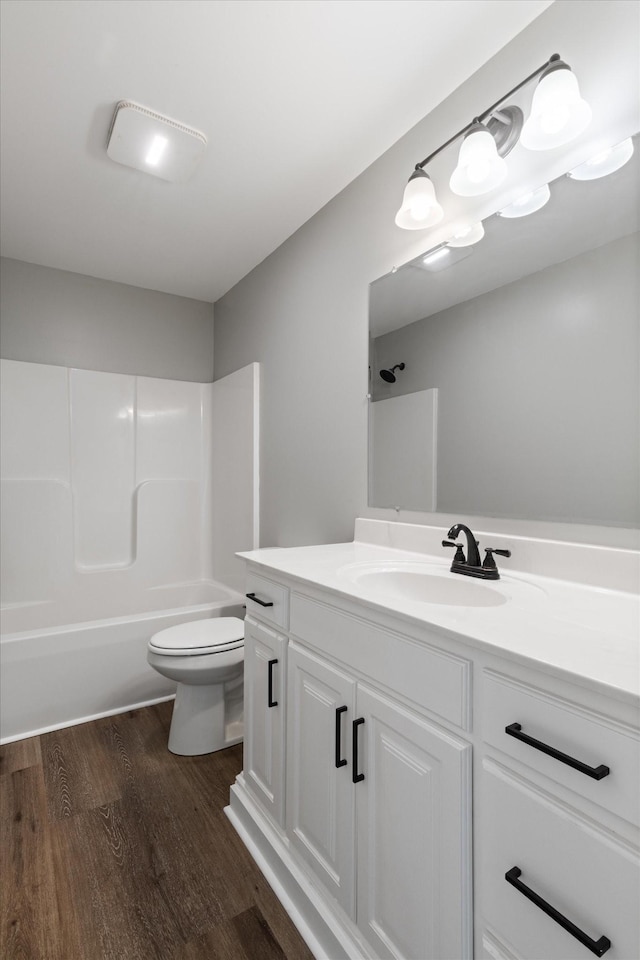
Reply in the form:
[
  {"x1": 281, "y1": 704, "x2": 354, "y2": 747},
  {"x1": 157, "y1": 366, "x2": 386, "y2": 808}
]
[
  {"x1": 481, "y1": 760, "x2": 640, "y2": 960},
  {"x1": 482, "y1": 670, "x2": 640, "y2": 825},
  {"x1": 245, "y1": 572, "x2": 289, "y2": 629},
  {"x1": 290, "y1": 593, "x2": 470, "y2": 729}
]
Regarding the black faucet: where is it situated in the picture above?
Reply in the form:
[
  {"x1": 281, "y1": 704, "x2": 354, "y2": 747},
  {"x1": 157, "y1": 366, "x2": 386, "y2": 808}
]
[
  {"x1": 446, "y1": 523, "x2": 481, "y2": 567},
  {"x1": 442, "y1": 522, "x2": 511, "y2": 580}
]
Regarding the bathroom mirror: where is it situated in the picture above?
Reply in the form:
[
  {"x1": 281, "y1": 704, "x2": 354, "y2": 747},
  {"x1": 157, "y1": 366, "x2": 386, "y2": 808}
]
[{"x1": 368, "y1": 134, "x2": 639, "y2": 527}]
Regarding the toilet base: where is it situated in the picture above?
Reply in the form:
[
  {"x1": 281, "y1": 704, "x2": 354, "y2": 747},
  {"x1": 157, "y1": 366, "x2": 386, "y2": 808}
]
[{"x1": 168, "y1": 681, "x2": 236, "y2": 756}]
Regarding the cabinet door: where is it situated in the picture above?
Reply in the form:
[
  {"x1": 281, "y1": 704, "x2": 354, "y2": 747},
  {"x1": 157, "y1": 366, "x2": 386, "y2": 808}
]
[
  {"x1": 355, "y1": 684, "x2": 472, "y2": 960},
  {"x1": 243, "y1": 616, "x2": 286, "y2": 826},
  {"x1": 286, "y1": 642, "x2": 357, "y2": 917}
]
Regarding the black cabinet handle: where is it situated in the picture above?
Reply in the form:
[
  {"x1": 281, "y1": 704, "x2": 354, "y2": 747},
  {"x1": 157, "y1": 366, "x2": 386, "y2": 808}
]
[
  {"x1": 246, "y1": 592, "x2": 274, "y2": 608},
  {"x1": 352, "y1": 717, "x2": 365, "y2": 783},
  {"x1": 335, "y1": 706, "x2": 348, "y2": 768},
  {"x1": 505, "y1": 867, "x2": 611, "y2": 956},
  {"x1": 267, "y1": 659, "x2": 278, "y2": 707},
  {"x1": 505, "y1": 723, "x2": 610, "y2": 780}
]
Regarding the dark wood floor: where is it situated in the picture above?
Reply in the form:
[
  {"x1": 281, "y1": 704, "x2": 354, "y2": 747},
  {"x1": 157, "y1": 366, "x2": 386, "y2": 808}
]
[{"x1": 1, "y1": 702, "x2": 315, "y2": 960}]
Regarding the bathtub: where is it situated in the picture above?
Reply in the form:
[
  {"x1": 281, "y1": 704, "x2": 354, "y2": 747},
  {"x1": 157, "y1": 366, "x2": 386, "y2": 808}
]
[{"x1": 0, "y1": 580, "x2": 245, "y2": 744}]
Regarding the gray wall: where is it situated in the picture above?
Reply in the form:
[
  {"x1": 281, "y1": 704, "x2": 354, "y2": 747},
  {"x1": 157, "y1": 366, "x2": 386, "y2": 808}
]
[
  {"x1": 213, "y1": 0, "x2": 639, "y2": 547},
  {"x1": 0, "y1": 258, "x2": 214, "y2": 382},
  {"x1": 373, "y1": 233, "x2": 640, "y2": 527}
]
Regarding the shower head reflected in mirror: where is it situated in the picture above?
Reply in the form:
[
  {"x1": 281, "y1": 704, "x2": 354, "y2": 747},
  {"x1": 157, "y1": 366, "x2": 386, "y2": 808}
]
[{"x1": 379, "y1": 363, "x2": 405, "y2": 383}]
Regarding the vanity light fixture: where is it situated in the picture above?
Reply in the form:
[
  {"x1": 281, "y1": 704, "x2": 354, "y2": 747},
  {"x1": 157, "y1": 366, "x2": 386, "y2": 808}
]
[
  {"x1": 395, "y1": 169, "x2": 444, "y2": 230},
  {"x1": 395, "y1": 53, "x2": 590, "y2": 229},
  {"x1": 106, "y1": 101, "x2": 207, "y2": 183},
  {"x1": 447, "y1": 222, "x2": 485, "y2": 247},
  {"x1": 520, "y1": 61, "x2": 591, "y2": 150},
  {"x1": 567, "y1": 137, "x2": 634, "y2": 180},
  {"x1": 449, "y1": 122, "x2": 507, "y2": 197},
  {"x1": 498, "y1": 183, "x2": 551, "y2": 218}
]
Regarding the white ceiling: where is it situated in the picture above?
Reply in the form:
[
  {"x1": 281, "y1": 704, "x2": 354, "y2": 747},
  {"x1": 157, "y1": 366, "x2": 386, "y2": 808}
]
[{"x1": 0, "y1": 0, "x2": 552, "y2": 303}]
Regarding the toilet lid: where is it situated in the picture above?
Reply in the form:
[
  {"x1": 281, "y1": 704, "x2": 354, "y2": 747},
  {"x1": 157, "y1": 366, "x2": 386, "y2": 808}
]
[{"x1": 148, "y1": 617, "x2": 244, "y2": 655}]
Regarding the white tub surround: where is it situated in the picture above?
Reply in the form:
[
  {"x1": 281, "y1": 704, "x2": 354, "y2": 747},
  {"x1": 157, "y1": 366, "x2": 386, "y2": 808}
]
[
  {"x1": 0, "y1": 359, "x2": 259, "y2": 742},
  {"x1": 0, "y1": 359, "x2": 261, "y2": 616},
  {"x1": 226, "y1": 521, "x2": 639, "y2": 960}
]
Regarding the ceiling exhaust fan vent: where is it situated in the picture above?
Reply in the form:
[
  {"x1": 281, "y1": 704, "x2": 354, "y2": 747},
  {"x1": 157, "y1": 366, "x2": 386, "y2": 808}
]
[{"x1": 106, "y1": 100, "x2": 207, "y2": 183}]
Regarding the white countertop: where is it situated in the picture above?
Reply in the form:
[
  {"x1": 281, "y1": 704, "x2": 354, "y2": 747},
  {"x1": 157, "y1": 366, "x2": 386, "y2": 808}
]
[{"x1": 239, "y1": 540, "x2": 640, "y2": 704}]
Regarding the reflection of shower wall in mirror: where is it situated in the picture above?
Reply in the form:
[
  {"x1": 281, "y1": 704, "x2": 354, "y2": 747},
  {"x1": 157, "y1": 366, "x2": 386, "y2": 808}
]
[
  {"x1": 372, "y1": 233, "x2": 639, "y2": 526},
  {"x1": 369, "y1": 389, "x2": 437, "y2": 512}
]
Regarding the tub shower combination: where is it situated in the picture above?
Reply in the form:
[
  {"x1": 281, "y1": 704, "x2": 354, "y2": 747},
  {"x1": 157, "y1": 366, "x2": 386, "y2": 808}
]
[{"x1": 0, "y1": 359, "x2": 258, "y2": 743}]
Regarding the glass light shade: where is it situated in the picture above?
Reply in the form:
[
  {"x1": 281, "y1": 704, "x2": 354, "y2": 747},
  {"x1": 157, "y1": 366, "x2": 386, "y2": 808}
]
[
  {"x1": 521, "y1": 67, "x2": 591, "y2": 150},
  {"x1": 498, "y1": 183, "x2": 550, "y2": 218},
  {"x1": 395, "y1": 171, "x2": 444, "y2": 230},
  {"x1": 449, "y1": 126, "x2": 507, "y2": 197},
  {"x1": 447, "y1": 222, "x2": 485, "y2": 247},
  {"x1": 568, "y1": 138, "x2": 634, "y2": 180}
]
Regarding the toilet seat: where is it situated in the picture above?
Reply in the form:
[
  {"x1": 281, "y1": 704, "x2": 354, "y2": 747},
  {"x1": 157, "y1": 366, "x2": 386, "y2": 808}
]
[{"x1": 148, "y1": 616, "x2": 244, "y2": 657}]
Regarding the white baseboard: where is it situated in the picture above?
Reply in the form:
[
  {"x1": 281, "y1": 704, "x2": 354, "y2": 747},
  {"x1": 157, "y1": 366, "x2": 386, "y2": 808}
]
[{"x1": 0, "y1": 693, "x2": 176, "y2": 745}]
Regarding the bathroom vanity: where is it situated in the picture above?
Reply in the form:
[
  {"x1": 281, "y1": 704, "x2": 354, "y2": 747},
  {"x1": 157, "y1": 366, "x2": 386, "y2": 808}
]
[{"x1": 226, "y1": 520, "x2": 640, "y2": 960}]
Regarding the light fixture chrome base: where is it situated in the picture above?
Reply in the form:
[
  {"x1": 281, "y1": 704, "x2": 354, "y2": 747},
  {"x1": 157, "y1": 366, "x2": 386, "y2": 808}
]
[{"x1": 486, "y1": 106, "x2": 524, "y2": 158}]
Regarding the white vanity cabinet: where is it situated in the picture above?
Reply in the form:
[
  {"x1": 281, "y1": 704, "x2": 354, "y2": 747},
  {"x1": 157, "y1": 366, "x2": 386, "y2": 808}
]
[
  {"x1": 242, "y1": 614, "x2": 287, "y2": 827},
  {"x1": 227, "y1": 552, "x2": 639, "y2": 960}
]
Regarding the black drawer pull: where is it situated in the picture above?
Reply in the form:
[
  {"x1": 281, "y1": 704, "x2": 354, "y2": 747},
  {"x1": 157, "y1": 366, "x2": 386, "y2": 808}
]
[
  {"x1": 506, "y1": 867, "x2": 611, "y2": 956},
  {"x1": 505, "y1": 723, "x2": 610, "y2": 780},
  {"x1": 267, "y1": 659, "x2": 278, "y2": 707},
  {"x1": 246, "y1": 592, "x2": 274, "y2": 608},
  {"x1": 352, "y1": 717, "x2": 365, "y2": 783},
  {"x1": 335, "y1": 706, "x2": 348, "y2": 768}
]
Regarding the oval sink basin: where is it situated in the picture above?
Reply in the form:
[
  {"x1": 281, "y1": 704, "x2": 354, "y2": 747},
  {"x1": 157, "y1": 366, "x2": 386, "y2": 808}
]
[
  {"x1": 352, "y1": 569, "x2": 507, "y2": 606},
  {"x1": 337, "y1": 561, "x2": 544, "y2": 609}
]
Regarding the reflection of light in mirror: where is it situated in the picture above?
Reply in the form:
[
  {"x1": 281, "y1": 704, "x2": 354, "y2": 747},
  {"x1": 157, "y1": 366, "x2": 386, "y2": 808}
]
[
  {"x1": 423, "y1": 247, "x2": 450, "y2": 265},
  {"x1": 568, "y1": 138, "x2": 634, "y2": 180},
  {"x1": 447, "y1": 222, "x2": 485, "y2": 247},
  {"x1": 117, "y1": 406, "x2": 135, "y2": 421},
  {"x1": 498, "y1": 183, "x2": 550, "y2": 218},
  {"x1": 415, "y1": 244, "x2": 474, "y2": 273}
]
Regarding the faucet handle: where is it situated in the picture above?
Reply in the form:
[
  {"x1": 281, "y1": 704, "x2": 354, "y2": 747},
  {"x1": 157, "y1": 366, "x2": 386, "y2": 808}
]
[
  {"x1": 442, "y1": 540, "x2": 466, "y2": 563},
  {"x1": 483, "y1": 547, "x2": 512, "y2": 570}
]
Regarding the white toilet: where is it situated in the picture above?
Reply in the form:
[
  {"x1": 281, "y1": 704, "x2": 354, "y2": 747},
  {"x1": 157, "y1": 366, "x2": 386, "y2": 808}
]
[{"x1": 147, "y1": 617, "x2": 244, "y2": 756}]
